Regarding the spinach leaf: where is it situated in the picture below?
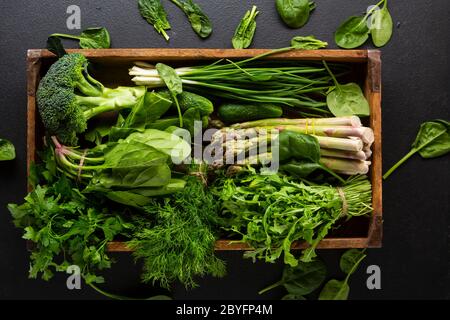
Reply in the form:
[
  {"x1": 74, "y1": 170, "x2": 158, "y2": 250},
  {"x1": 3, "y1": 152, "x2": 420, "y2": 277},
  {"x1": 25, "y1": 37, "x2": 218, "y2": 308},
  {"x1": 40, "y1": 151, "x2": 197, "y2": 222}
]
[
  {"x1": 50, "y1": 27, "x2": 111, "y2": 49},
  {"x1": 232, "y1": 6, "x2": 259, "y2": 49},
  {"x1": 335, "y1": 0, "x2": 394, "y2": 48},
  {"x1": 90, "y1": 165, "x2": 172, "y2": 190},
  {"x1": 384, "y1": 120, "x2": 450, "y2": 179},
  {"x1": 335, "y1": 16, "x2": 370, "y2": 49},
  {"x1": 276, "y1": 0, "x2": 315, "y2": 29},
  {"x1": 139, "y1": 0, "x2": 171, "y2": 41},
  {"x1": 291, "y1": 35, "x2": 328, "y2": 50},
  {"x1": 318, "y1": 279, "x2": 349, "y2": 300},
  {"x1": 170, "y1": 0, "x2": 212, "y2": 38},
  {"x1": 0, "y1": 138, "x2": 16, "y2": 161},
  {"x1": 370, "y1": 0, "x2": 393, "y2": 47},
  {"x1": 319, "y1": 249, "x2": 366, "y2": 300},
  {"x1": 102, "y1": 141, "x2": 169, "y2": 170},
  {"x1": 156, "y1": 63, "x2": 184, "y2": 126},
  {"x1": 123, "y1": 91, "x2": 173, "y2": 129},
  {"x1": 340, "y1": 249, "x2": 367, "y2": 275},
  {"x1": 46, "y1": 36, "x2": 67, "y2": 58},
  {"x1": 323, "y1": 61, "x2": 370, "y2": 117},
  {"x1": 278, "y1": 131, "x2": 346, "y2": 183},
  {"x1": 124, "y1": 129, "x2": 191, "y2": 164},
  {"x1": 259, "y1": 259, "x2": 326, "y2": 296},
  {"x1": 278, "y1": 130, "x2": 320, "y2": 163}
]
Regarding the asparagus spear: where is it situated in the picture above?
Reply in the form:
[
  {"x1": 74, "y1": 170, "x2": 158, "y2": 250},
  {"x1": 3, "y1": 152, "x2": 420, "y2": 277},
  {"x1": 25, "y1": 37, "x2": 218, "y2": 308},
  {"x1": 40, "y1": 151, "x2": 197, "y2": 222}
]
[
  {"x1": 320, "y1": 157, "x2": 371, "y2": 175},
  {"x1": 231, "y1": 116, "x2": 362, "y2": 129},
  {"x1": 320, "y1": 149, "x2": 368, "y2": 161},
  {"x1": 261, "y1": 125, "x2": 374, "y2": 145}
]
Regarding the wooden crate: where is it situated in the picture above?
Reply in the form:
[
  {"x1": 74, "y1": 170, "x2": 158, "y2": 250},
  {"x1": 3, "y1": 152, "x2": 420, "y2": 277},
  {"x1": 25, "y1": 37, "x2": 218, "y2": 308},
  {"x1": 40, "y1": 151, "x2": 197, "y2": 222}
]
[{"x1": 26, "y1": 48, "x2": 383, "y2": 252}]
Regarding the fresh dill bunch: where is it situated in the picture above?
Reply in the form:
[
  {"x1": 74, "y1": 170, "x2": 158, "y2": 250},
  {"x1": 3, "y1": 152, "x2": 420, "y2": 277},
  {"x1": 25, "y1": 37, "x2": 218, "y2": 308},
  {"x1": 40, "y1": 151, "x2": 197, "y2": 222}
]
[{"x1": 128, "y1": 176, "x2": 226, "y2": 289}]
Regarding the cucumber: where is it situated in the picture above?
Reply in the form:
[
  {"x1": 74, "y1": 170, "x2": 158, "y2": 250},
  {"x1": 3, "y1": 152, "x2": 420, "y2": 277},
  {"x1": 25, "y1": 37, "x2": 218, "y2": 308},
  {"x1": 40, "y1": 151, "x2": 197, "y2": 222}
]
[
  {"x1": 159, "y1": 90, "x2": 214, "y2": 116},
  {"x1": 218, "y1": 103, "x2": 283, "y2": 124}
]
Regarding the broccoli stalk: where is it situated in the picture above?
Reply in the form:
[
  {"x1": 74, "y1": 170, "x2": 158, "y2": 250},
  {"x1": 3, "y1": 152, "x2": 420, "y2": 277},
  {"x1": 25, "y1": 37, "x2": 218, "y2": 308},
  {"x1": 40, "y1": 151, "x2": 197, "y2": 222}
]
[{"x1": 37, "y1": 53, "x2": 146, "y2": 145}]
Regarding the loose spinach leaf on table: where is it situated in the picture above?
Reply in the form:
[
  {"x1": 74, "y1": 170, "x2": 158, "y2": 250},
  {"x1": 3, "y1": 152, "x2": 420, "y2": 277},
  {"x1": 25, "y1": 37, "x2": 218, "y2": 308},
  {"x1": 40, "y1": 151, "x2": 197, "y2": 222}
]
[
  {"x1": 50, "y1": 27, "x2": 111, "y2": 49},
  {"x1": 335, "y1": 0, "x2": 393, "y2": 48},
  {"x1": 276, "y1": 0, "x2": 315, "y2": 29},
  {"x1": 323, "y1": 61, "x2": 370, "y2": 117},
  {"x1": 384, "y1": 120, "x2": 450, "y2": 179},
  {"x1": 232, "y1": 5, "x2": 259, "y2": 49},
  {"x1": 139, "y1": 0, "x2": 171, "y2": 41},
  {"x1": 335, "y1": 16, "x2": 370, "y2": 49},
  {"x1": 0, "y1": 138, "x2": 16, "y2": 161},
  {"x1": 156, "y1": 63, "x2": 184, "y2": 126},
  {"x1": 319, "y1": 249, "x2": 366, "y2": 300},
  {"x1": 370, "y1": 0, "x2": 393, "y2": 47},
  {"x1": 259, "y1": 259, "x2": 327, "y2": 298},
  {"x1": 170, "y1": 0, "x2": 212, "y2": 38},
  {"x1": 46, "y1": 36, "x2": 67, "y2": 58},
  {"x1": 291, "y1": 35, "x2": 328, "y2": 50}
]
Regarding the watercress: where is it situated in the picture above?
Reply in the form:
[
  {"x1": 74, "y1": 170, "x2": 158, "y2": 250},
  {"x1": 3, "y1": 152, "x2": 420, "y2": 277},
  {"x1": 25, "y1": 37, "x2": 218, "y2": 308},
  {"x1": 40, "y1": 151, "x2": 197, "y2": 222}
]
[
  {"x1": 383, "y1": 120, "x2": 450, "y2": 179},
  {"x1": 276, "y1": 0, "x2": 316, "y2": 29},
  {"x1": 232, "y1": 6, "x2": 259, "y2": 49},
  {"x1": 323, "y1": 61, "x2": 370, "y2": 117}
]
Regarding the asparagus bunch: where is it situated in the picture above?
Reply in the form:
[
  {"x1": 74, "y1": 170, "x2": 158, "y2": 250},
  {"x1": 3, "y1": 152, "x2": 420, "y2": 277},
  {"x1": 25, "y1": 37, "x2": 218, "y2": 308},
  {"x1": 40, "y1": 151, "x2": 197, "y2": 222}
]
[{"x1": 209, "y1": 116, "x2": 374, "y2": 175}]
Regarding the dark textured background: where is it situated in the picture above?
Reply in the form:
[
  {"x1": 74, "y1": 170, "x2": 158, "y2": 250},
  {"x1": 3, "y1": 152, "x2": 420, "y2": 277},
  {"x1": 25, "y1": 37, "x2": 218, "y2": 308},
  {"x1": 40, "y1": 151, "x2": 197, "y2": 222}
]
[{"x1": 0, "y1": 0, "x2": 449, "y2": 300}]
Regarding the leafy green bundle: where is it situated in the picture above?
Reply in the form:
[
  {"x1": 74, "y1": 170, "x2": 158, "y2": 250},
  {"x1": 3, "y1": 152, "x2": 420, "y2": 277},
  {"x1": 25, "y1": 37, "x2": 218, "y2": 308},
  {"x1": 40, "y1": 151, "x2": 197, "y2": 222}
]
[
  {"x1": 128, "y1": 176, "x2": 226, "y2": 289},
  {"x1": 51, "y1": 128, "x2": 191, "y2": 207},
  {"x1": 8, "y1": 150, "x2": 131, "y2": 284},
  {"x1": 130, "y1": 48, "x2": 347, "y2": 117},
  {"x1": 213, "y1": 171, "x2": 372, "y2": 265}
]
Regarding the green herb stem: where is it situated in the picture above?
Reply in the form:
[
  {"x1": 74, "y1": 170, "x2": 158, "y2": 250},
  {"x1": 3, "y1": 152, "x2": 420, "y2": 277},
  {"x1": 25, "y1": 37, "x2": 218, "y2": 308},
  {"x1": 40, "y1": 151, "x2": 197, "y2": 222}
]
[
  {"x1": 258, "y1": 280, "x2": 283, "y2": 295},
  {"x1": 383, "y1": 148, "x2": 417, "y2": 179}
]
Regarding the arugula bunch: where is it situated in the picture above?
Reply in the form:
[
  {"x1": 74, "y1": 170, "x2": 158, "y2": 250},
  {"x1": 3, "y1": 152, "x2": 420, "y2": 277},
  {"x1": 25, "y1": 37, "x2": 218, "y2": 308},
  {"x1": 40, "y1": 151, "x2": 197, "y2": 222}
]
[{"x1": 213, "y1": 170, "x2": 372, "y2": 265}]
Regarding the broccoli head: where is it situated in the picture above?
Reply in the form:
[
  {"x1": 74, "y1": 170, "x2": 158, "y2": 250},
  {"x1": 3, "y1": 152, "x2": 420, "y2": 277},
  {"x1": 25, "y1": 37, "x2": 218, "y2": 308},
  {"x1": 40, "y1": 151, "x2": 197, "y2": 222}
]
[{"x1": 37, "y1": 53, "x2": 145, "y2": 145}]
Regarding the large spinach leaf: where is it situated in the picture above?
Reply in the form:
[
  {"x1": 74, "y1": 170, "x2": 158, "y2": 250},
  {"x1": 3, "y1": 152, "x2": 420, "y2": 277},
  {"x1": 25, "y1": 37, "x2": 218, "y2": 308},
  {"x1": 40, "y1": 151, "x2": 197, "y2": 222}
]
[
  {"x1": 319, "y1": 249, "x2": 366, "y2": 300},
  {"x1": 384, "y1": 120, "x2": 450, "y2": 179},
  {"x1": 276, "y1": 0, "x2": 315, "y2": 29},
  {"x1": 323, "y1": 61, "x2": 370, "y2": 117},
  {"x1": 50, "y1": 27, "x2": 111, "y2": 49},
  {"x1": 370, "y1": 0, "x2": 393, "y2": 47},
  {"x1": 124, "y1": 129, "x2": 191, "y2": 164},
  {"x1": 170, "y1": 0, "x2": 212, "y2": 38}
]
